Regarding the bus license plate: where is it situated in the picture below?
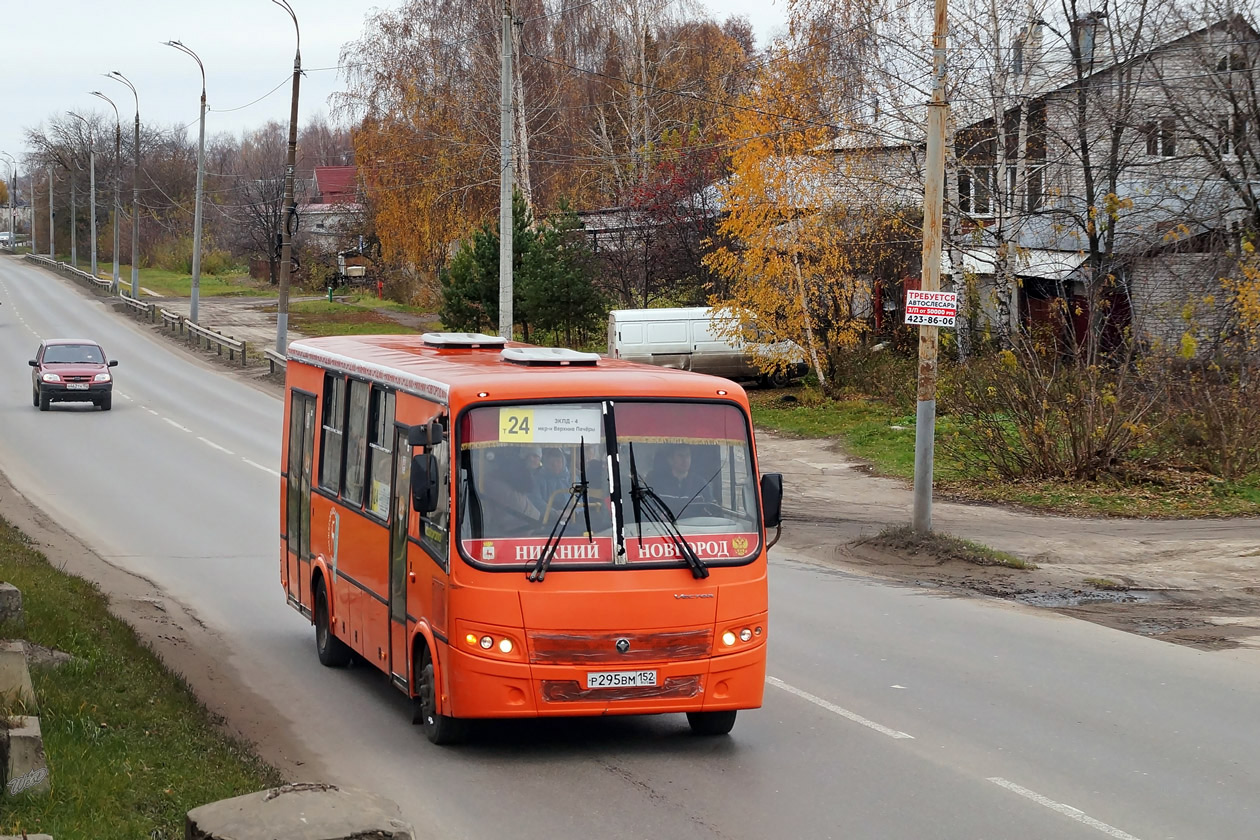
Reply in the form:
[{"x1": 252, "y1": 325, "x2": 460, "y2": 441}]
[{"x1": 586, "y1": 670, "x2": 657, "y2": 689}]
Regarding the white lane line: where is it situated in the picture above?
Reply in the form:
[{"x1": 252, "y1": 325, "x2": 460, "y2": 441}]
[
  {"x1": 242, "y1": 458, "x2": 281, "y2": 478},
  {"x1": 988, "y1": 778, "x2": 1144, "y2": 840},
  {"x1": 767, "y1": 676, "x2": 914, "y2": 739},
  {"x1": 198, "y1": 437, "x2": 235, "y2": 455},
  {"x1": 145, "y1": 408, "x2": 159, "y2": 416},
  {"x1": 163, "y1": 418, "x2": 192, "y2": 433}
]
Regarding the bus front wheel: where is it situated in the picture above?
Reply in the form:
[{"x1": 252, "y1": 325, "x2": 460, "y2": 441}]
[
  {"x1": 686, "y1": 710, "x2": 737, "y2": 736},
  {"x1": 314, "y1": 578, "x2": 352, "y2": 667},
  {"x1": 414, "y1": 647, "x2": 466, "y2": 746}
]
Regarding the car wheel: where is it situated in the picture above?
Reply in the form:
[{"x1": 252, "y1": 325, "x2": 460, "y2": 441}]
[
  {"x1": 31, "y1": 387, "x2": 38, "y2": 408},
  {"x1": 314, "y1": 578, "x2": 352, "y2": 667},
  {"x1": 415, "y1": 647, "x2": 466, "y2": 745},
  {"x1": 686, "y1": 710, "x2": 737, "y2": 736},
  {"x1": 99, "y1": 395, "x2": 112, "y2": 411},
  {"x1": 38, "y1": 390, "x2": 50, "y2": 412}
]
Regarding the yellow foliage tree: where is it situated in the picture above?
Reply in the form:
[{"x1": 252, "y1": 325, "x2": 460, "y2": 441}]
[{"x1": 703, "y1": 27, "x2": 914, "y2": 389}]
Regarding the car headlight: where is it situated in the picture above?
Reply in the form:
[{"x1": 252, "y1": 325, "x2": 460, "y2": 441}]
[
  {"x1": 93, "y1": 373, "x2": 111, "y2": 382},
  {"x1": 41, "y1": 373, "x2": 61, "y2": 383}
]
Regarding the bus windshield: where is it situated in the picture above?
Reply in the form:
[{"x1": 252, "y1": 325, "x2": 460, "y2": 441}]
[{"x1": 456, "y1": 401, "x2": 760, "y2": 570}]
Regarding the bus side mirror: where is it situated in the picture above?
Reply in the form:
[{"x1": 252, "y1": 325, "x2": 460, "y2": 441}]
[
  {"x1": 408, "y1": 419, "x2": 445, "y2": 448},
  {"x1": 760, "y1": 473, "x2": 783, "y2": 529},
  {"x1": 412, "y1": 453, "x2": 439, "y2": 513}
]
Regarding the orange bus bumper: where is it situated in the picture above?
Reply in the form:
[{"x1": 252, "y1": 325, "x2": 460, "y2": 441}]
[{"x1": 443, "y1": 644, "x2": 767, "y2": 719}]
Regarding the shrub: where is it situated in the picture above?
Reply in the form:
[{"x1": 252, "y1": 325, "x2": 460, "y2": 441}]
[
  {"x1": 941, "y1": 338, "x2": 1160, "y2": 480},
  {"x1": 1160, "y1": 359, "x2": 1260, "y2": 479}
]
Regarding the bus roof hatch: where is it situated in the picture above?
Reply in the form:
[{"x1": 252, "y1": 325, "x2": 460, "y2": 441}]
[
  {"x1": 500, "y1": 347, "x2": 601, "y2": 366},
  {"x1": 421, "y1": 332, "x2": 508, "y2": 348}
]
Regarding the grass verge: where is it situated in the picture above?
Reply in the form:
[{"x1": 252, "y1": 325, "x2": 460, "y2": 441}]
[
  {"x1": 109, "y1": 266, "x2": 272, "y2": 299},
  {"x1": 864, "y1": 525, "x2": 1037, "y2": 569},
  {"x1": 279, "y1": 295, "x2": 439, "y2": 337},
  {"x1": 0, "y1": 515, "x2": 282, "y2": 839}
]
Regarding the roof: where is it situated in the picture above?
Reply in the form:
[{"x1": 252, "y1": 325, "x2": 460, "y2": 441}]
[
  {"x1": 41, "y1": 338, "x2": 101, "y2": 345},
  {"x1": 287, "y1": 334, "x2": 747, "y2": 405},
  {"x1": 313, "y1": 166, "x2": 358, "y2": 204}
]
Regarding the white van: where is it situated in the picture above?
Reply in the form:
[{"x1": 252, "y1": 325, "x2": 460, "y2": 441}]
[{"x1": 607, "y1": 306, "x2": 807, "y2": 385}]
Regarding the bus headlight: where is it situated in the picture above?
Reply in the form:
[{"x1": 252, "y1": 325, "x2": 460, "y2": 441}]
[
  {"x1": 740, "y1": 628, "x2": 753, "y2": 642},
  {"x1": 498, "y1": 638, "x2": 513, "y2": 654},
  {"x1": 722, "y1": 631, "x2": 737, "y2": 646},
  {"x1": 480, "y1": 635, "x2": 494, "y2": 649}
]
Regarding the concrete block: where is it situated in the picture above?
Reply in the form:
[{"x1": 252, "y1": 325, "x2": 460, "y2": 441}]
[
  {"x1": 4, "y1": 715, "x2": 50, "y2": 796},
  {"x1": 0, "y1": 641, "x2": 37, "y2": 711},
  {"x1": 185, "y1": 782, "x2": 415, "y2": 840},
  {"x1": 0, "y1": 835, "x2": 54, "y2": 839},
  {"x1": 0, "y1": 583, "x2": 21, "y2": 625}
]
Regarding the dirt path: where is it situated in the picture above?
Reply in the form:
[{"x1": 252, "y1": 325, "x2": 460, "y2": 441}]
[{"x1": 763, "y1": 434, "x2": 1260, "y2": 650}]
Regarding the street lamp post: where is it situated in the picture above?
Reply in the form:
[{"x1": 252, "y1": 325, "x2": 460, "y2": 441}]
[
  {"x1": 165, "y1": 40, "x2": 207, "y2": 324},
  {"x1": 69, "y1": 112, "x2": 98, "y2": 278},
  {"x1": 107, "y1": 71, "x2": 141, "y2": 299},
  {"x1": 271, "y1": 0, "x2": 301, "y2": 355},
  {"x1": 69, "y1": 160, "x2": 77, "y2": 268},
  {"x1": 47, "y1": 166, "x2": 54, "y2": 259},
  {"x1": 91, "y1": 91, "x2": 122, "y2": 293},
  {"x1": 0, "y1": 153, "x2": 15, "y2": 249}
]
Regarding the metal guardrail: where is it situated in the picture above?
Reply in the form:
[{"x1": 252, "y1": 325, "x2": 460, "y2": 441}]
[
  {"x1": 263, "y1": 348, "x2": 287, "y2": 375},
  {"x1": 24, "y1": 254, "x2": 248, "y2": 367},
  {"x1": 186, "y1": 320, "x2": 247, "y2": 365}
]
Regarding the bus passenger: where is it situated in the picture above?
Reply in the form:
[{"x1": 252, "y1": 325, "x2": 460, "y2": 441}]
[
  {"x1": 650, "y1": 444, "x2": 715, "y2": 508},
  {"x1": 482, "y1": 450, "x2": 542, "y2": 528}
]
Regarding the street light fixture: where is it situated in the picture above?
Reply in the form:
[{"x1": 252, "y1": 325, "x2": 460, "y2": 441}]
[
  {"x1": 68, "y1": 112, "x2": 98, "y2": 279},
  {"x1": 91, "y1": 90, "x2": 123, "y2": 294},
  {"x1": 165, "y1": 40, "x2": 207, "y2": 325},
  {"x1": 107, "y1": 70, "x2": 141, "y2": 299},
  {"x1": 271, "y1": 0, "x2": 301, "y2": 355}
]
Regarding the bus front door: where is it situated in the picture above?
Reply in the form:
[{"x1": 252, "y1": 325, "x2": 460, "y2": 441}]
[
  {"x1": 388, "y1": 426, "x2": 411, "y2": 690},
  {"x1": 285, "y1": 392, "x2": 316, "y2": 607}
]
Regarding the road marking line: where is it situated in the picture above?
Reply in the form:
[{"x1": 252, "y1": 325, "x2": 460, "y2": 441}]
[
  {"x1": 163, "y1": 418, "x2": 191, "y2": 432},
  {"x1": 242, "y1": 458, "x2": 281, "y2": 478},
  {"x1": 144, "y1": 407, "x2": 159, "y2": 415},
  {"x1": 767, "y1": 676, "x2": 914, "y2": 739},
  {"x1": 198, "y1": 437, "x2": 234, "y2": 455},
  {"x1": 988, "y1": 778, "x2": 1143, "y2": 840}
]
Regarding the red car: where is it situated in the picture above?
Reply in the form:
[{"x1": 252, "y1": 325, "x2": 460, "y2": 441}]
[{"x1": 29, "y1": 339, "x2": 118, "y2": 411}]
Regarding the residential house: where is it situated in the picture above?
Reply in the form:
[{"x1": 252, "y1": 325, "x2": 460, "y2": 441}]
[
  {"x1": 825, "y1": 14, "x2": 1258, "y2": 353},
  {"x1": 297, "y1": 165, "x2": 364, "y2": 257}
]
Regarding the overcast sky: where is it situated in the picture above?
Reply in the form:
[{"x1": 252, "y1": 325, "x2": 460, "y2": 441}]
[{"x1": 2, "y1": 0, "x2": 786, "y2": 184}]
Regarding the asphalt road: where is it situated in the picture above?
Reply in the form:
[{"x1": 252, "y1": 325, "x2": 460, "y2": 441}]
[{"x1": 1, "y1": 254, "x2": 1258, "y2": 840}]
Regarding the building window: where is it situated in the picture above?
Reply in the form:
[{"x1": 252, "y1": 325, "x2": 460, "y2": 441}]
[
  {"x1": 1143, "y1": 118, "x2": 1176, "y2": 157},
  {"x1": 959, "y1": 166, "x2": 996, "y2": 215},
  {"x1": 1218, "y1": 114, "x2": 1248, "y2": 156}
]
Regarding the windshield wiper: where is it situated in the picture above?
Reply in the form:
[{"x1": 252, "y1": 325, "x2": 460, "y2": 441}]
[
  {"x1": 627, "y1": 443, "x2": 709, "y2": 580},
  {"x1": 527, "y1": 438, "x2": 593, "y2": 583}
]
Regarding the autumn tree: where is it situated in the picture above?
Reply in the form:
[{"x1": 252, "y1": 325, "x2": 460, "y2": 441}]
[{"x1": 704, "y1": 4, "x2": 904, "y2": 389}]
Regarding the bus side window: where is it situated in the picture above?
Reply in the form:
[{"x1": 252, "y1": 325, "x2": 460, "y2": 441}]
[
  {"x1": 319, "y1": 374, "x2": 346, "y2": 492},
  {"x1": 365, "y1": 388, "x2": 396, "y2": 518},
  {"x1": 343, "y1": 379, "x2": 371, "y2": 507}
]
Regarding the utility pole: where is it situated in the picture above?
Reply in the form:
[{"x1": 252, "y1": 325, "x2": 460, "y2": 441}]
[
  {"x1": 912, "y1": 0, "x2": 950, "y2": 534},
  {"x1": 272, "y1": 0, "x2": 301, "y2": 355},
  {"x1": 108, "y1": 72, "x2": 141, "y2": 299},
  {"x1": 92, "y1": 91, "x2": 122, "y2": 293},
  {"x1": 70, "y1": 113, "x2": 98, "y2": 278},
  {"x1": 47, "y1": 167, "x2": 54, "y2": 259},
  {"x1": 70, "y1": 166, "x2": 77, "y2": 268},
  {"x1": 498, "y1": 0, "x2": 514, "y2": 341},
  {"x1": 166, "y1": 41, "x2": 207, "y2": 324}
]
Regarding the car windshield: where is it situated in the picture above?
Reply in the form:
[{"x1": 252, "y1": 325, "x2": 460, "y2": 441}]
[
  {"x1": 456, "y1": 401, "x2": 760, "y2": 570},
  {"x1": 43, "y1": 344, "x2": 104, "y2": 364}
]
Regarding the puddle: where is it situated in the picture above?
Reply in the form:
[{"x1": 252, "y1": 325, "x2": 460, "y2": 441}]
[{"x1": 1013, "y1": 589, "x2": 1163, "y2": 608}]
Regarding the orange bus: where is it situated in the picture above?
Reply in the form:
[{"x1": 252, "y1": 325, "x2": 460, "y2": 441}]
[{"x1": 280, "y1": 331, "x2": 783, "y2": 743}]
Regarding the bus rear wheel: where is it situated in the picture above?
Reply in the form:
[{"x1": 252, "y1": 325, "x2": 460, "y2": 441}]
[
  {"x1": 314, "y1": 578, "x2": 352, "y2": 667},
  {"x1": 686, "y1": 710, "x2": 737, "y2": 736},
  {"x1": 414, "y1": 648, "x2": 466, "y2": 746}
]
